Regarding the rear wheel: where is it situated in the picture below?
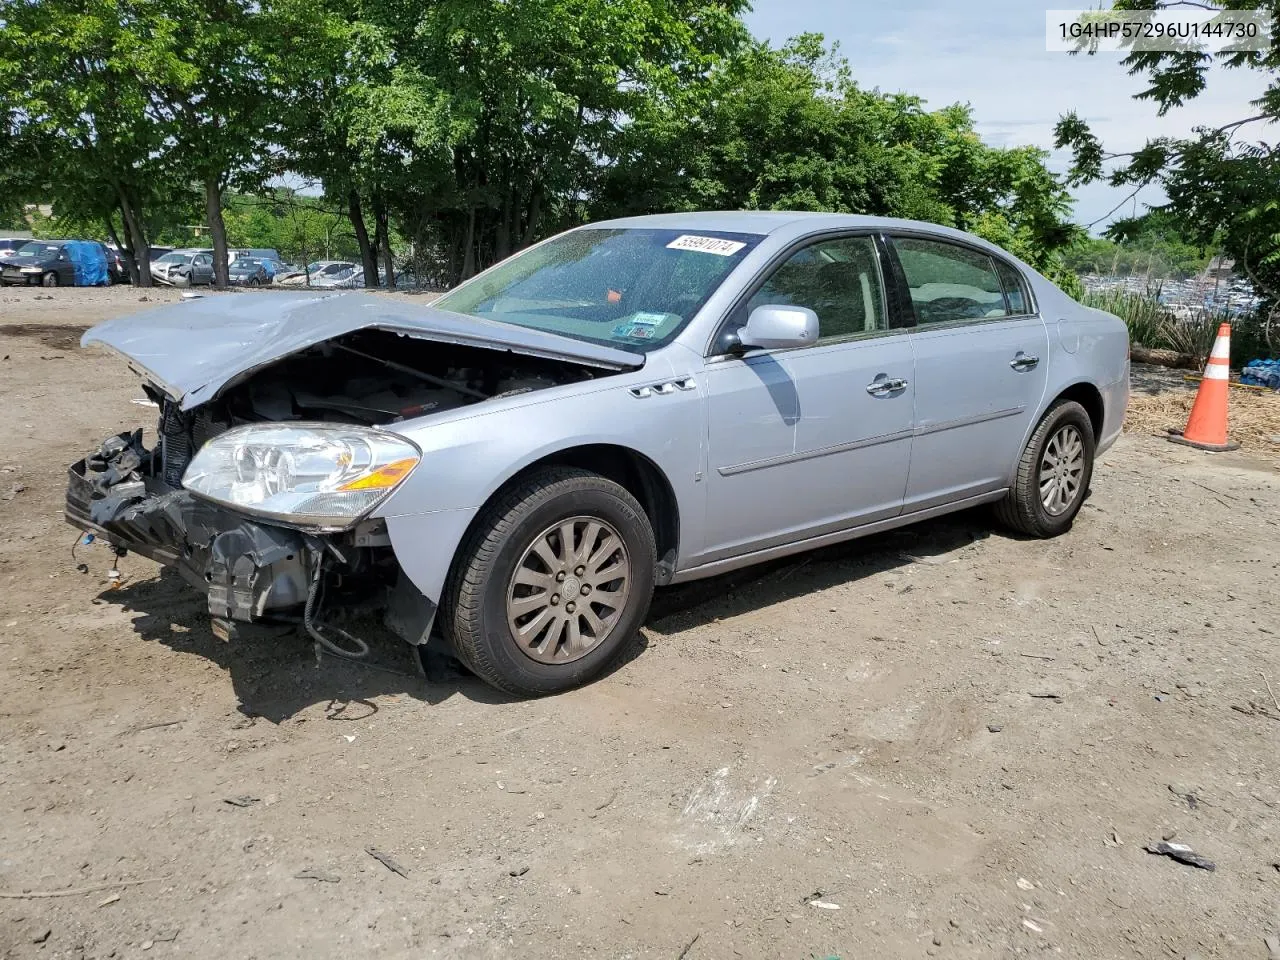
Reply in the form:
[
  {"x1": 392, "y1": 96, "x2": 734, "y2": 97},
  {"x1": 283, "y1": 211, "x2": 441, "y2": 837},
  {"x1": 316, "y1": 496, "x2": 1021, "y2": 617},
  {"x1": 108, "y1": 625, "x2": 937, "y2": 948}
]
[
  {"x1": 995, "y1": 399, "x2": 1095, "y2": 538},
  {"x1": 443, "y1": 468, "x2": 656, "y2": 696},
  {"x1": 41, "y1": 271, "x2": 58, "y2": 287}
]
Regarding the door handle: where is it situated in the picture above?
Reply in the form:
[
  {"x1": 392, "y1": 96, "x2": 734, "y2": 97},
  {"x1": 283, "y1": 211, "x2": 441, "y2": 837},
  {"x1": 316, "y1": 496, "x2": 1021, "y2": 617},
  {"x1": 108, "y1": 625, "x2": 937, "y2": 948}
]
[
  {"x1": 1010, "y1": 354, "x2": 1040, "y2": 371},
  {"x1": 866, "y1": 377, "x2": 910, "y2": 396}
]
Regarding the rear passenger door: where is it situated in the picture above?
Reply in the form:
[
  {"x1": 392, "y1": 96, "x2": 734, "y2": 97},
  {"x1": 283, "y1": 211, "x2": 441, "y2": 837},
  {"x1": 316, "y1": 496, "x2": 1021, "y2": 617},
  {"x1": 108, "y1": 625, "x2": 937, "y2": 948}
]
[{"x1": 887, "y1": 234, "x2": 1049, "y2": 512}]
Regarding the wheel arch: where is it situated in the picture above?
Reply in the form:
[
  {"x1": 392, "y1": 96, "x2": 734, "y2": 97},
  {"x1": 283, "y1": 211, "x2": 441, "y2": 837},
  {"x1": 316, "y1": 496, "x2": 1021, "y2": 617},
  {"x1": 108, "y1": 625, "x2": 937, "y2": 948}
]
[
  {"x1": 461, "y1": 443, "x2": 681, "y2": 585},
  {"x1": 1049, "y1": 380, "x2": 1105, "y2": 441}
]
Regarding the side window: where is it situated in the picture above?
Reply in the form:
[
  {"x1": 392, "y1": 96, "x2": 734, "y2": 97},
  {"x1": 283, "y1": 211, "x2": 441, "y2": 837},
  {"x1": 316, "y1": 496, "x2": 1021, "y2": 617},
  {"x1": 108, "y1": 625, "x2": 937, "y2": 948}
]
[
  {"x1": 194, "y1": 254, "x2": 211, "y2": 267},
  {"x1": 994, "y1": 259, "x2": 1032, "y2": 315},
  {"x1": 893, "y1": 237, "x2": 1008, "y2": 325},
  {"x1": 746, "y1": 236, "x2": 887, "y2": 342}
]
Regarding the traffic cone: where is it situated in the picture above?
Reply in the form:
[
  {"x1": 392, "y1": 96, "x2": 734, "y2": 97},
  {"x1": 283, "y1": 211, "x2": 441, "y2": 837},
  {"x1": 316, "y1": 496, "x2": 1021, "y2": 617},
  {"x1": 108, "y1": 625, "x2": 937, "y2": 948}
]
[{"x1": 1168, "y1": 322, "x2": 1240, "y2": 452}]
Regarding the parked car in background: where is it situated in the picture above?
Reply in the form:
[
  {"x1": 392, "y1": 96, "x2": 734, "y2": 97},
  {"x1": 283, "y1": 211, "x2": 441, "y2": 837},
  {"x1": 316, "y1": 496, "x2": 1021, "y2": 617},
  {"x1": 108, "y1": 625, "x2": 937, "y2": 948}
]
[
  {"x1": 228, "y1": 247, "x2": 281, "y2": 267},
  {"x1": 227, "y1": 257, "x2": 274, "y2": 286},
  {"x1": 278, "y1": 260, "x2": 357, "y2": 286},
  {"x1": 150, "y1": 249, "x2": 215, "y2": 287},
  {"x1": 103, "y1": 245, "x2": 129, "y2": 283},
  {"x1": 65, "y1": 212, "x2": 1128, "y2": 697},
  {"x1": 273, "y1": 262, "x2": 303, "y2": 281},
  {"x1": 1, "y1": 239, "x2": 112, "y2": 287},
  {"x1": 1, "y1": 239, "x2": 79, "y2": 286},
  {"x1": 104, "y1": 244, "x2": 174, "y2": 284}
]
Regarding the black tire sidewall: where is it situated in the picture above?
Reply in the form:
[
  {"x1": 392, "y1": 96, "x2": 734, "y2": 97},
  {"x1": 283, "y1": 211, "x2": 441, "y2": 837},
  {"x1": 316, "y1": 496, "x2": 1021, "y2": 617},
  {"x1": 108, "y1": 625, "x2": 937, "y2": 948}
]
[
  {"x1": 42, "y1": 272, "x2": 57, "y2": 287},
  {"x1": 468, "y1": 482, "x2": 655, "y2": 694},
  {"x1": 1026, "y1": 402, "x2": 1095, "y2": 535}
]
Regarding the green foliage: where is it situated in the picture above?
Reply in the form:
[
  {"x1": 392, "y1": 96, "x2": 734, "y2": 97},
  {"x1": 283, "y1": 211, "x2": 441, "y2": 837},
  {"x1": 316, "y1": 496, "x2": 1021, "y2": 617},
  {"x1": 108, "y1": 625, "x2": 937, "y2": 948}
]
[
  {"x1": 598, "y1": 36, "x2": 1079, "y2": 274},
  {"x1": 1063, "y1": 212, "x2": 1217, "y2": 279},
  {"x1": 1084, "y1": 286, "x2": 1268, "y2": 360},
  {"x1": 1, "y1": 1, "x2": 1082, "y2": 285},
  {"x1": 1054, "y1": 0, "x2": 1280, "y2": 314}
]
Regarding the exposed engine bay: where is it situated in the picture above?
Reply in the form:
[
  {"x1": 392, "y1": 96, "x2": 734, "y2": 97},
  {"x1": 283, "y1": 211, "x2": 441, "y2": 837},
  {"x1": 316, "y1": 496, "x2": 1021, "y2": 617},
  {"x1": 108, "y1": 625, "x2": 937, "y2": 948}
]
[{"x1": 65, "y1": 328, "x2": 608, "y2": 655}]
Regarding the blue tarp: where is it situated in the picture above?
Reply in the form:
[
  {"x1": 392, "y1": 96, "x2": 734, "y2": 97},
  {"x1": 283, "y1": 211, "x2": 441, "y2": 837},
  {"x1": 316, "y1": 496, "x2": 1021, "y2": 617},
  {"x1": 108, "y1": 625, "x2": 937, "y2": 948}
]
[
  {"x1": 1241, "y1": 358, "x2": 1280, "y2": 391},
  {"x1": 64, "y1": 241, "x2": 109, "y2": 286}
]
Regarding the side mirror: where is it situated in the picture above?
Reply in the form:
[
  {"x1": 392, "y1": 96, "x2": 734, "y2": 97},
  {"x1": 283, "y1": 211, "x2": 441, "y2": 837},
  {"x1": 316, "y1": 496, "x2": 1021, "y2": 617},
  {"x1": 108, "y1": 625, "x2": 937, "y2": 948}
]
[{"x1": 738, "y1": 304, "x2": 819, "y2": 351}]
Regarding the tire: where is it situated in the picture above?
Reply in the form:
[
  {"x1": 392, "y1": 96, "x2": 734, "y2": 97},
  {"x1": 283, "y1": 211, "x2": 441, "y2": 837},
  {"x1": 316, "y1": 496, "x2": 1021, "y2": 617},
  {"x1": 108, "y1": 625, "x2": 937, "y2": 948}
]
[
  {"x1": 248, "y1": 277, "x2": 259, "y2": 287},
  {"x1": 42, "y1": 271, "x2": 58, "y2": 287},
  {"x1": 443, "y1": 467, "x2": 657, "y2": 696},
  {"x1": 995, "y1": 399, "x2": 1095, "y2": 538}
]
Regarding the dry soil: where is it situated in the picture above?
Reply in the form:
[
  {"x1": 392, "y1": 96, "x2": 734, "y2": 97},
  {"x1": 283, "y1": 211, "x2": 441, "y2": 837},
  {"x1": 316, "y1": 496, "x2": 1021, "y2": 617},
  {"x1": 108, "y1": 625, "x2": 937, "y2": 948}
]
[{"x1": 2, "y1": 286, "x2": 1279, "y2": 960}]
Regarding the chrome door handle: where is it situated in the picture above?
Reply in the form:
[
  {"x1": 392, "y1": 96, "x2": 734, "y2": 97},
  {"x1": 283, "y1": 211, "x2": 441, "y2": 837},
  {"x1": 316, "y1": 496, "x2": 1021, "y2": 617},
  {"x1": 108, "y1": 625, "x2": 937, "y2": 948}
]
[
  {"x1": 866, "y1": 377, "x2": 909, "y2": 396},
  {"x1": 1010, "y1": 354, "x2": 1040, "y2": 370}
]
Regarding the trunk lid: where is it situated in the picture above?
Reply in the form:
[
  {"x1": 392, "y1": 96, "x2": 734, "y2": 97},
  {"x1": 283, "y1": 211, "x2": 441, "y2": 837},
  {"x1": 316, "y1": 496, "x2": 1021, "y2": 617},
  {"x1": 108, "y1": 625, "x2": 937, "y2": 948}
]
[{"x1": 82, "y1": 291, "x2": 645, "y2": 409}]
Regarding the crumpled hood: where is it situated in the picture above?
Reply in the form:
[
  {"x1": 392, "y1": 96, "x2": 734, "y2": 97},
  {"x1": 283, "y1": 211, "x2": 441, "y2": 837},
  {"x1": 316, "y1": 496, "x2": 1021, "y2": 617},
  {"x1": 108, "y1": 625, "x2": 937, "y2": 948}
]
[{"x1": 81, "y1": 291, "x2": 644, "y2": 410}]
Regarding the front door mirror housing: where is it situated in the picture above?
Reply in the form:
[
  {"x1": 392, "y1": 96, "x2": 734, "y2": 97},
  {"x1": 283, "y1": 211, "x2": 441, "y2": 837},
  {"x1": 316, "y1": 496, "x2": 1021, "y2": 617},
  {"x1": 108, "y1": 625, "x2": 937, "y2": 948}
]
[{"x1": 738, "y1": 304, "x2": 820, "y2": 351}]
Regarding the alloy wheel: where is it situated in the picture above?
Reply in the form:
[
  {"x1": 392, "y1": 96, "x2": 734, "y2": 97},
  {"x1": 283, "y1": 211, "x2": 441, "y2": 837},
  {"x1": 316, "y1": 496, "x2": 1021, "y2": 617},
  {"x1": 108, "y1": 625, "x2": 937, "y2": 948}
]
[
  {"x1": 505, "y1": 516, "x2": 632, "y2": 664},
  {"x1": 1039, "y1": 424, "x2": 1085, "y2": 516}
]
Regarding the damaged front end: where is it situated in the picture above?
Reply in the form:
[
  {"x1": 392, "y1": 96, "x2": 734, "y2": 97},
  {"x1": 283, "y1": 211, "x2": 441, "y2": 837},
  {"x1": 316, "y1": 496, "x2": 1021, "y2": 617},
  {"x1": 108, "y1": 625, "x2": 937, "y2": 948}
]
[
  {"x1": 66, "y1": 426, "x2": 399, "y2": 652},
  {"x1": 65, "y1": 293, "x2": 640, "y2": 654}
]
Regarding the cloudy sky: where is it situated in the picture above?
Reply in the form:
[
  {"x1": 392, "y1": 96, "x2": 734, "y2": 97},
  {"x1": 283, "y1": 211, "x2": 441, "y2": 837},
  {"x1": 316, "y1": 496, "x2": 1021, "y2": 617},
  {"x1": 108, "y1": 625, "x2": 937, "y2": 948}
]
[{"x1": 744, "y1": 0, "x2": 1271, "y2": 231}]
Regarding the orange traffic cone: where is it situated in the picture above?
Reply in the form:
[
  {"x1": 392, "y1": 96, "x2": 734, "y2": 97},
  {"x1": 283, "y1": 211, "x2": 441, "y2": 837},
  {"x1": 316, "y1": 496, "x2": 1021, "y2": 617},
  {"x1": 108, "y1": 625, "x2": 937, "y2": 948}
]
[{"x1": 1168, "y1": 322, "x2": 1240, "y2": 452}]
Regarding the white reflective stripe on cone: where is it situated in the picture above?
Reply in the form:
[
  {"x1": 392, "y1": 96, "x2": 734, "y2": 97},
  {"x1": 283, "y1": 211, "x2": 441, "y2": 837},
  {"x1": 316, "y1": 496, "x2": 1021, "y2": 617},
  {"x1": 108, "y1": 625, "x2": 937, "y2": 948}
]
[
  {"x1": 1209, "y1": 337, "x2": 1231, "y2": 361},
  {"x1": 1202, "y1": 362, "x2": 1229, "y2": 380}
]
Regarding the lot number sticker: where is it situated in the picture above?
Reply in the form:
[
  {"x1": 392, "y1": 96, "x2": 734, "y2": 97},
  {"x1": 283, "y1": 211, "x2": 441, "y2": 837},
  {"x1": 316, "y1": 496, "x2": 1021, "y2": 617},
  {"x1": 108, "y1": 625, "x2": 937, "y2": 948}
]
[{"x1": 666, "y1": 235, "x2": 746, "y2": 256}]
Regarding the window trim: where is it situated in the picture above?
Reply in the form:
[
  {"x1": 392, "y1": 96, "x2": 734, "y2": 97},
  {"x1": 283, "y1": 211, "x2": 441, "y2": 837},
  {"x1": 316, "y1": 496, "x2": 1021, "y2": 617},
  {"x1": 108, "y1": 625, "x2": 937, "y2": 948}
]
[
  {"x1": 704, "y1": 229, "x2": 912, "y2": 359},
  {"x1": 883, "y1": 231, "x2": 1040, "y2": 331}
]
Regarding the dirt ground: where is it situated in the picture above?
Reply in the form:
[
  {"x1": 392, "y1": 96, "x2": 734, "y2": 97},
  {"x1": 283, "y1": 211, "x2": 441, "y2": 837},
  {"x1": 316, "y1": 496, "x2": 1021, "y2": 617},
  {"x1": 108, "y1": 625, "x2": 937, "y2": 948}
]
[{"x1": 2, "y1": 286, "x2": 1280, "y2": 960}]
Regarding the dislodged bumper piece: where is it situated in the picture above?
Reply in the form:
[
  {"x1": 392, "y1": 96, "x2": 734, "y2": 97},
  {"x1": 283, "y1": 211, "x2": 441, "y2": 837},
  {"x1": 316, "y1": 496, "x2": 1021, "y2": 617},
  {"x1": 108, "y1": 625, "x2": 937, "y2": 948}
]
[{"x1": 67, "y1": 434, "x2": 312, "y2": 622}]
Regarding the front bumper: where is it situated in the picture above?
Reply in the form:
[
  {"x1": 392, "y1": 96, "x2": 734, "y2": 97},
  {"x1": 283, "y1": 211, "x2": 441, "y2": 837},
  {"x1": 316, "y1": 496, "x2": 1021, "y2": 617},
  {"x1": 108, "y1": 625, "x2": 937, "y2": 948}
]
[
  {"x1": 1, "y1": 266, "x2": 42, "y2": 284},
  {"x1": 66, "y1": 439, "x2": 312, "y2": 622}
]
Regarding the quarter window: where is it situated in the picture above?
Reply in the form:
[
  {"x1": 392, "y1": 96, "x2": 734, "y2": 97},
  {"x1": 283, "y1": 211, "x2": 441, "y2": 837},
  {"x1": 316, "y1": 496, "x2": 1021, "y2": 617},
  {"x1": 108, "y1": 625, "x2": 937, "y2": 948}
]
[
  {"x1": 893, "y1": 237, "x2": 1009, "y2": 325},
  {"x1": 745, "y1": 236, "x2": 888, "y2": 342},
  {"x1": 994, "y1": 258, "x2": 1032, "y2": 315}
]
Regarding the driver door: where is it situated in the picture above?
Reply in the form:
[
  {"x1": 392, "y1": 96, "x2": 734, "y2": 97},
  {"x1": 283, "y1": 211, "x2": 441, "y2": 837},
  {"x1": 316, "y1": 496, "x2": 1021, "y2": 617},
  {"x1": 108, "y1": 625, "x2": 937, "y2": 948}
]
[{"x1": 697, "y1": 234, "x2": 916, "y2": 565}]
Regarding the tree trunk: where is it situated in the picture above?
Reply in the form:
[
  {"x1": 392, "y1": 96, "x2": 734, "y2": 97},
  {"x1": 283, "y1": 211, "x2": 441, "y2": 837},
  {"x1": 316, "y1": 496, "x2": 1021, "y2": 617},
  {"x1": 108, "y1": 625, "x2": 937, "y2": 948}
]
[
  {"x1": 520, "y1": 183, "x2": 543, "y2": 249},
  {"x1": 373, "y1": 194, "x2": 394, "y2": 288},
  {"x1": 103, "y1": 213, "x2": 139, "y2": 286},
  {"x1": 349, "y1": 190, "x2": 378, "y2": 283},
  {"x1": 461, "y1": 205, "x2": 476, "y2": 280},
  {"x1": 205, "y1": 176, "x2": 230, "y2": 289},
  {"x1": 115, "y1": 185, "x2": 152, "y2": 287},
  {"x1": 494, "y1": 187, "x2": 513, "y2": 262}
]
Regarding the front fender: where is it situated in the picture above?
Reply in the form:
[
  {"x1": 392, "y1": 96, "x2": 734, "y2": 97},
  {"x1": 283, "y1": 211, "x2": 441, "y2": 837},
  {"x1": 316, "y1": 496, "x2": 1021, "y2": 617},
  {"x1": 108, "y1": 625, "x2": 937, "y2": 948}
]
[{"x1": 375, "y1": 354, "x2": 705, "y2": 606}]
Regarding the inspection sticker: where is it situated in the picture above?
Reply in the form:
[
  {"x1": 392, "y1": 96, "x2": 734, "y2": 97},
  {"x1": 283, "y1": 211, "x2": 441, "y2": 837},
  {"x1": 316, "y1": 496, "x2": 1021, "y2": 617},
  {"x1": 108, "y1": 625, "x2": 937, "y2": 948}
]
[
  {"x1": 666, "y1": 234, "x2": 746, "y2": 256},
  {"x1": 628, "y1": 311, "x2": 671, "y2": 326}
]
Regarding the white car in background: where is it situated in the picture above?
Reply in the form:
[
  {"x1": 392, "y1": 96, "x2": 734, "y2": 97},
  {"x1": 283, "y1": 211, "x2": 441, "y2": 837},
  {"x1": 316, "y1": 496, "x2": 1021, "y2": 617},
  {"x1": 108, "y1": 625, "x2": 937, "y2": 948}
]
[{"x1": 277, "y1": 260, "x2": 357, "y2": 287}]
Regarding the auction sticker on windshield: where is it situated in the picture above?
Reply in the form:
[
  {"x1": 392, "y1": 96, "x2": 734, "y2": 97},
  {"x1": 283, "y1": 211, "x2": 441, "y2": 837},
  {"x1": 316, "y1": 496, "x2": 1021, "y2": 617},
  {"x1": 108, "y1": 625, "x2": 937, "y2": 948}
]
[{"x1": 666, "y1": 235, "x2": 747, "y2": 256}]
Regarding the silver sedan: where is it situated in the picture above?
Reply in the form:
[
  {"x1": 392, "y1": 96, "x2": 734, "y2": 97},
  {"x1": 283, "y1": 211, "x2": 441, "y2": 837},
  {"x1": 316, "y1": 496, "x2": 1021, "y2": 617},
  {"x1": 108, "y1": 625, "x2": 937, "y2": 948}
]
[{"x1": 68, "y1": 213, "x2": 1129, "y2": 696}]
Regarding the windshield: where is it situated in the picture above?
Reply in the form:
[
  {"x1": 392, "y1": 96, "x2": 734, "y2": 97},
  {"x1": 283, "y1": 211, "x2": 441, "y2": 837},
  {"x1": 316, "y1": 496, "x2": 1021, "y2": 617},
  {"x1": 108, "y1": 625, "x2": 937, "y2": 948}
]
[
  {"x1": 14, "y1": 242, "x2": 62, "y2": 258},
  {"x1": 434, "y1": 228, "x2": 762, "y2": 352},
  {"x1": 156, "y1": 252, "x2": 189, "y2": 265},
  {"x1": 231, "y1": 258, "x2": 261, "y2": 269}
]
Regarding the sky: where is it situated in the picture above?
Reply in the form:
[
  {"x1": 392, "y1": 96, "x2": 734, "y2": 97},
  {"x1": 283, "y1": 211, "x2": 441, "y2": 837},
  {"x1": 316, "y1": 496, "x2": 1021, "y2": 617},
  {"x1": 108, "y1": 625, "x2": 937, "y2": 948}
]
[{"x1": 743, "y1": 0, "x2": 1272, "y2": 232}]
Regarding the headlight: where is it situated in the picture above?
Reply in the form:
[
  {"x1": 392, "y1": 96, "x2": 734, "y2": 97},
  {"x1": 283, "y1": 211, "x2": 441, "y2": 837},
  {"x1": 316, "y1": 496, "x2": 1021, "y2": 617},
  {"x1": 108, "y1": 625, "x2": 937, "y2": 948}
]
[{"x1": 182, "y1": 424, "x2": 420, "y2": 527}]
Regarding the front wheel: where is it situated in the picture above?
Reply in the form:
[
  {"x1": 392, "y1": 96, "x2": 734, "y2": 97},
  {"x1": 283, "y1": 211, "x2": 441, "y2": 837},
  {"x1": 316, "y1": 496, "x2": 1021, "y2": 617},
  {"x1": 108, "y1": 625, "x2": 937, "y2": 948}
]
[
  {"x1": 994, "y1": 399, "x2": 1095, "y2": 538},
  {"x1": 41, "y1": 271, "x2": 58, "y2": 287},
  {"x1": 443, "y1": 468, "x2": 656, "y2": 696}
]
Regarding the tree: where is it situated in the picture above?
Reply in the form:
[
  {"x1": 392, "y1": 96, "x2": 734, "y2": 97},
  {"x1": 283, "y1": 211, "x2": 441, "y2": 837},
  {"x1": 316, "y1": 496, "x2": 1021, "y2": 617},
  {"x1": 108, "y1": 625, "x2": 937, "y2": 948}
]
[
  {"x1": 599, "y1": 36, "x2": 1081, "y2": 274},
  {"x1": 0, "y1": 0, "x2": 193, "y2": 284},
  {"x1": 1054, "y1": 0, "x2": 1280, "y2": 338}
]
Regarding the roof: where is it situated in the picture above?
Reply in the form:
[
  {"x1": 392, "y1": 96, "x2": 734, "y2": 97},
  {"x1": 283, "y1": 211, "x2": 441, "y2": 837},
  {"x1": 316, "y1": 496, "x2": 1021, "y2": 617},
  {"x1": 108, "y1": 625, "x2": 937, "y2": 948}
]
[
  {"x1": 579, "y1": 210, "x2": 992, "y2": 242},
  {"x1": 583, "y1": 211, "x2": 817, "y2": 235}
]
